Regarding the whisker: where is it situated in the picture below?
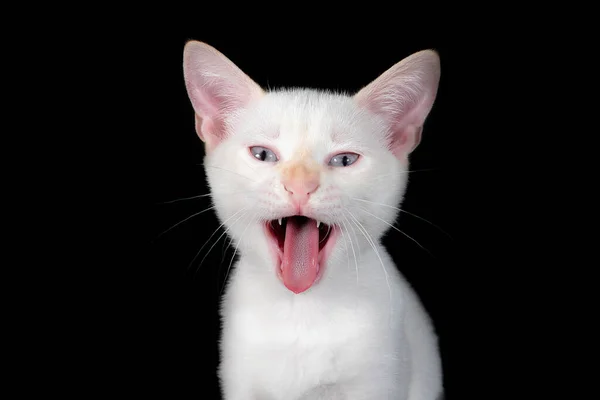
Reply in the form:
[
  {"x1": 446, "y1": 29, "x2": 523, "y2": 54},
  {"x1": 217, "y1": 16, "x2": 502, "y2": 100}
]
[
  {"x1": 203, "y1": 165, "x2": 257, "y2": 182},
  {"x1": 356, "y1": 207, "x2": 434, "y2": 258},
  {"x1": 155, "y1": 193, "x2": 213, "y2": 205},
  {"x1": 345, "y1": 209, "x2": 393, "y2": 320},
  {"x1": 198, "y1": 210, "x2": 248, "y2": 277},
  {"x1": 340, "y1": 217, "x2": 359, "y2": 286},
  {"x1": 152, "y1": 205, "x2": 217, "y2": 242},
  {"x1": 344, "y1": 213, "x2": 362, "y2": 261},
  {"x1": 215, "y1": 211, "x2": 253, "y2": 286},
  {"x1": 221, "y1": 212, "x2": 257, "y2": 295},
  {"x1": 186, "y1": 207, "x2": 249, "y2": 272},
  {"x1": 242, "y1": 157, "x2": 258, "y2": 172},
  {"x1": 156, "y1": 190, "x2": 248, "y2": 205},
  {"x1": 369, "y1": 168, "x2": 441, "y2": 181},
  {"x1": 220, "y1": 235, "x2": 235, "y2": 265},
  {"x1": 351, "y1": 197, "x2": 452, "y2": 239},
  {"x1": 337, "y1": 222, "x2": 351, "y2": 274},
  {"x1": 404, "y1": 167, "x2": 441, "y2": 173}
]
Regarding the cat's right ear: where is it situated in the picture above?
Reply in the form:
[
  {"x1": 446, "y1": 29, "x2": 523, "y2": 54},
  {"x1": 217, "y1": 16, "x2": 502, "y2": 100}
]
[
  {"x1": 183, "y1": 41, "x2": 264, "y2": 151},
  {"x1": 354, "y1": 50, "x2": 440, "y2": 160}
]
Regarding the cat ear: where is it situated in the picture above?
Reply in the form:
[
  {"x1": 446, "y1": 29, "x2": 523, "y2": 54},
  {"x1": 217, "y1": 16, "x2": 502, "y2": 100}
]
[
  {"x1": 183, "y1": 41, "x2": 264, "y2": 151},
  {"x1": 354, "y1": 50, "x2": 440, "y2": 158}
]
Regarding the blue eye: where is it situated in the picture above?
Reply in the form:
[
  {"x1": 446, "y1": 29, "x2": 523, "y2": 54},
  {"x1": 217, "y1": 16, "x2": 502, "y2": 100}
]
[
  {"x1": 250, "y1": 146, "x2": 278, "y2": 162},
  {"x1": 328, "y1": 153, "x2": 359, "y2": 167}
]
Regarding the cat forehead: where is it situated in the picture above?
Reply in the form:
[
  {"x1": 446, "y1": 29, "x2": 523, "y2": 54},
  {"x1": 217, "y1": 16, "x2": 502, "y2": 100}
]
[{"x1": 245, "y1": 89, "x2": 370, "y2": 143}]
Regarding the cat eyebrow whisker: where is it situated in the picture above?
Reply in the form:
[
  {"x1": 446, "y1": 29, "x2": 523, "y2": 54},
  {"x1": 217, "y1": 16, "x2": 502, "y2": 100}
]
[{"x1": 351, "y1": 198, "x2": 452, "y2": 239}]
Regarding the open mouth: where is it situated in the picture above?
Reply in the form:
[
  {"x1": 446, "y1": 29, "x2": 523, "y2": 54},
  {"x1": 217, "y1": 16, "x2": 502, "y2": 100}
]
[{"x1": 265, "y1": 216, "x2": 337, "y2": 294}]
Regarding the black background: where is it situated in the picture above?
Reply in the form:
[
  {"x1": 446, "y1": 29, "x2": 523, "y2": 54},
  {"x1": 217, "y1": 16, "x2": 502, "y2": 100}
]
[
  {"x1": 13, "y1": 8, "x2": 576, "y2": 399},
  {"x1": 128, "y1": 24, "x2": 534, "y2": 400}
]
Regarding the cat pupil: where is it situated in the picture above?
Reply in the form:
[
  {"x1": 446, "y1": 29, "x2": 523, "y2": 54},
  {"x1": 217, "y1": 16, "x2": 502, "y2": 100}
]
[
  {"x1": 260, "y1": 150, "x2": 267, "y2": 160},
  {"x1": 332, "y1": 155, "x2": 353, "y2": 166}
]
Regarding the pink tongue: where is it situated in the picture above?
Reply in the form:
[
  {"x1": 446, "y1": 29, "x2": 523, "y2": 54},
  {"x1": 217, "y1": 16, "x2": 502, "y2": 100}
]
[{"x1": 282, "y1": 217, "x2": 319, "y2": 294}]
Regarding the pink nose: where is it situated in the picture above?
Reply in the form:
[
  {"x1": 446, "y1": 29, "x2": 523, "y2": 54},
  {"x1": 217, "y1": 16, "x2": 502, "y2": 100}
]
[{"x1": 284, "y1": 178, "x2": 320, "y2": 205}]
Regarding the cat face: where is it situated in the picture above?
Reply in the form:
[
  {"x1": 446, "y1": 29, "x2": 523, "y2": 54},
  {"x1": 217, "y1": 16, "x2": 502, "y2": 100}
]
[{"x1": 183, "y1": 42, "x2": 440, "y2": 293}]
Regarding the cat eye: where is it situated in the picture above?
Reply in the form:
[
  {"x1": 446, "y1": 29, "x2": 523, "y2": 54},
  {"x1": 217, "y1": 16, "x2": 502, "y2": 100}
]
[
  {"x1": 328, "y1": 153, "x2": 359, "y2": 167},
  {"x1": 250, "y1": 146, "x2": 279, "y2": 162}
]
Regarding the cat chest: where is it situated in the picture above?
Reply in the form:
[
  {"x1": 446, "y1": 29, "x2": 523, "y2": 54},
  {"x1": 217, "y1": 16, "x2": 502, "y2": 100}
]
[
  {"x1": 228, "y1": 303, "x2": 376, "y2": 389},
  {"x1": 233, "y1": 302, "x2": 363, "y2": 348}
]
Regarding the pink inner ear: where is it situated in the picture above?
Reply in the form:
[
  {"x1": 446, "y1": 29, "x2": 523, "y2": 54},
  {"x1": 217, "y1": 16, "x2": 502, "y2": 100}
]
[
  {"x1": 388, "y1": 124, "x2": 422, "y2": 158},
  {"x1": 183, "y1": 41, "x2": 264, "y2": 149},
  {"x1": 360, "y1": 79, "x2": 434, "y2": 158},
  {"x1": 354, "y1": 50, "x2": 440, "y2": 159},
  {"x1": 187, "y1": 80, "x2": 244, "y2": 144},
  {"x1": 194, "y1": 114, "x2": 223, "y2": 152}
]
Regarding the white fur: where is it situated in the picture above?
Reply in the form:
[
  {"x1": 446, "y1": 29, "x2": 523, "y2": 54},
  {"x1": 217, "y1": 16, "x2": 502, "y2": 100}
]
[{"x1": 183, "y1": 42, "x2": 443, "y2": 399}]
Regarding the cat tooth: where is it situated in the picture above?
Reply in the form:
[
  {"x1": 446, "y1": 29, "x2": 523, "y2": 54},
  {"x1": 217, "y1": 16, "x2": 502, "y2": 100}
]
[
  {"x1": 317, "y1": 221, "x2": 321, "y2": 228},
  {"x1": 278, "y1": 218, "x2": 282, "y2": 226}
]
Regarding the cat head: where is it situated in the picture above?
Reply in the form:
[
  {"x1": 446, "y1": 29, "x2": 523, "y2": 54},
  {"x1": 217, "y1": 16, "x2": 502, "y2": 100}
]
[{"x1": 183, "y1": 41, "x2": 440, "y2": 294}]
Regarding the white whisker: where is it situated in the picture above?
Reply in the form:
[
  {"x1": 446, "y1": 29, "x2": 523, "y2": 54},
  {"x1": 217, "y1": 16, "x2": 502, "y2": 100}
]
[
  {"x1": 340, "y1": 217, "x2": 359, "y2": 286},
  {"x1": 220, "y1": 235, "x2": 234, "y2": 265},
  {"x1": 156, "y1": 190, "x2": 249, "y2": 205},
  {"x1": 337, "y1": 222, "x2": 351, "y2": 274},
  {"x1": 188, "y1": 207, "x2": 249, "y2": 272},
  {"x1": 368, "y1": 168, "x2": 440, "y2": 181},
  {"x1": 204, "y1": 165, "x2": 257, "y2": 182},
  {"x1": 357, "y1": 207, "x2": 434, "y2": 258},
  {"x1": 214, "y1": 213, "x2": 255, "y2": 285},
  {"x1": 343, "y1": 212, "x2": 362, "y2": 261},
  {"x1": 345, "y1": 209, "x2": 392, "y2": 320},
  {"x1": 403, "y1": 167, "x2": 441, "y2": 173},
  {"x1": 351, "y1": 197, "x2": 451, "y2": 238},
  {"x1": 218, "y1": 208, "x2": 256, "y2": 266},
  {"x1": 221, "y1": 212, "x2": 257, "y2": 295},
  {"x1": 155, "y1": 193, "x2": 213, "y2": 204},
  {"x1": 153, "y1": 205, "x2": 217, "y2": 242}
]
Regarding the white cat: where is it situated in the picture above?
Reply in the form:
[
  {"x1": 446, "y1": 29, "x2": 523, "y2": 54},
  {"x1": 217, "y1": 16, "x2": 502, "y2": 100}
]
[{"x1": 183, "y1": 41, "x2": 443, "y2": 400}]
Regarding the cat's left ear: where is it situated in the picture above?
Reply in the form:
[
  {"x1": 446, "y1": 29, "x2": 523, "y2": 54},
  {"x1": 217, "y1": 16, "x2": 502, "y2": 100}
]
[
  {"x1": 354, "y1": 50, "x2": 440, "y2": 158},
  {"x1": 183, "y1": 41, "x2": 264, "y2": 151}
]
